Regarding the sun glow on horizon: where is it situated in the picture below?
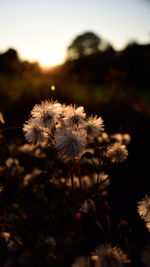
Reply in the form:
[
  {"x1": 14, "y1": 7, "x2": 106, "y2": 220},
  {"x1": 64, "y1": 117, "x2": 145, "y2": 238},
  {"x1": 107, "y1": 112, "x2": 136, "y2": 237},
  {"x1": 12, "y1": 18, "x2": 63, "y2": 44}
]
[
  {"x1": 0, "y1": 0, "x2": 150, "y2": 70},
  {"x1": 33, "y1": 46, "x2": 66, "y2": 68},
  {"x1": 37, "y1": 54, "x2": 64, "y2": 68}
]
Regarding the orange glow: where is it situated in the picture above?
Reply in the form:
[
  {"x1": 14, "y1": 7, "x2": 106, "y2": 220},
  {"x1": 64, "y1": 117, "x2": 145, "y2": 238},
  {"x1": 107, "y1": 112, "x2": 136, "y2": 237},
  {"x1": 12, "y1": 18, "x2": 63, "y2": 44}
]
[{"x1": 36, "y1": 47, "x2": 64, "y2": 68}]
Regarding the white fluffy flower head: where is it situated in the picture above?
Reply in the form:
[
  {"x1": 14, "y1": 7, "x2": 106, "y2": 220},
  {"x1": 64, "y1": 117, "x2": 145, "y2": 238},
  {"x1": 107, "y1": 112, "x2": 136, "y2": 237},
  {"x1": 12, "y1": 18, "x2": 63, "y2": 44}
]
[
  {"x1": 23, "y1": 118, "x2": 44, "y2": 145},
  {"x1": 84, "y1": 115, "x2": 104, "y2": 137},
  {"x1": 63, "y1": 104, "x2": 86, "y2": 127},
  {"x1": 55, "y1": 127, "x2": 86, "y2": 161},
  {"x1": 106, "y1": 143, "x2": 128, "y2": 163},
  {"x1": 122, "y1": 134, "x2": 131, "y2": 145},
  {"x1": 97, "y1": 244, "x2": 128, "y2": 267},
  {"x1": 111, "y1": 133, "x2": 123, "y2": 143},
  {"x1": 137, "y1": 195, "x2": 150, "y2": 222},
  {"x1": 31, "y1": 100, "x2": 62, "y2": 128},
  {"x1": 145, "y1": 222, "x2": 150, "y2": 232}
]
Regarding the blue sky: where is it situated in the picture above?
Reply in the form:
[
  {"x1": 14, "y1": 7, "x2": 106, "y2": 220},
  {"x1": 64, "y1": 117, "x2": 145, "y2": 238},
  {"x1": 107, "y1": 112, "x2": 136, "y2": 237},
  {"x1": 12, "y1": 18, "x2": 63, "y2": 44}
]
[{"x1": 0, "y1": 0, "x2": 150, "y2": 66}]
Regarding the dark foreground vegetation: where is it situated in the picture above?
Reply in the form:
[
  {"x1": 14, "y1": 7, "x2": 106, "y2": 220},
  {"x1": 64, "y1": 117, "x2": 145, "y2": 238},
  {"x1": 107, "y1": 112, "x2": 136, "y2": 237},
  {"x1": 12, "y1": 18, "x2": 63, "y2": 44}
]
[{"x1": 0, "y1": 32, "x2": 150, "y2": 266}]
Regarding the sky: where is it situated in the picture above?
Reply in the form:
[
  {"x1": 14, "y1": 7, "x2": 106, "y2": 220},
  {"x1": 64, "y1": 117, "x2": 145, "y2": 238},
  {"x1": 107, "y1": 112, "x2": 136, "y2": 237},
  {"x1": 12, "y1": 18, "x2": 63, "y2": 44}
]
[{"x1": 0, "y1": 0, "x2": 150, "y2": 67}]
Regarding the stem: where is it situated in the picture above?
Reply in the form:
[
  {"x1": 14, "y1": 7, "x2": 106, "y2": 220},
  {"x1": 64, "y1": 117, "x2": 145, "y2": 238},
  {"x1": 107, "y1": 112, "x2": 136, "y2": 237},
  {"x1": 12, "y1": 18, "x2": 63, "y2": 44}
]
[
  {"x1": 76, "y1": 159, "x2": 82, "y2": 190},
  {"x1": 98, "y1": 175, "x2": 110, "y2": 187},
  {"x1": 44, "y1": 130, "x2": 55, "y2": 144},
  {"x1": 8, "y1": 236, "x2": 23, "y2": 248},
  {"x1": 88, "y1": 175, "x2": 110, "y2": 200},
  {"x1": 97, "y1": 158, "x2": 101, "y2": 184},
  {"x1": 0, "y1": 133, "x2": 11, "y2": 157},
  {"x1": 97, "y1": 146, "x2": 105, "y2": 183},
  {"x1": 70, "y1": 163, "x2": 74, "y2": 192},
  {"x1": 95, "y1": 218, "x2": 106, "y2": 240}
]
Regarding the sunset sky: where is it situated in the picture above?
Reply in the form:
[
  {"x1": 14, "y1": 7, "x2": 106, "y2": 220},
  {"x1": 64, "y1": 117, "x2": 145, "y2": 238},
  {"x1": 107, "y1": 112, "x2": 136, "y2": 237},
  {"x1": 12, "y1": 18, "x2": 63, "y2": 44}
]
[{"x1": 0, "y1": 0, "x2": 150, "y2": 67}]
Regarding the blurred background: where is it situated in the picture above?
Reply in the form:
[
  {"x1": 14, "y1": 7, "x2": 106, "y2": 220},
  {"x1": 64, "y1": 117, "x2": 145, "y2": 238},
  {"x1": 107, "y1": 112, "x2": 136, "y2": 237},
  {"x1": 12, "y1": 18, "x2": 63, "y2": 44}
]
[
  {"x1": 0, "y1": 0, "x2": 150, "y2": 124},
  {"x1": 0, "y1": 0, "x2": 150, "y2": 177}
]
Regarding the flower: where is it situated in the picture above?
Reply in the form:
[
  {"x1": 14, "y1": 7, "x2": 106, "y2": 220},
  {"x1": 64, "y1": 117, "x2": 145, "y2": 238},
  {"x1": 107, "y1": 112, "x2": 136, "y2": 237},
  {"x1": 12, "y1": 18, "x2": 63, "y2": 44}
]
[
  {"x1": 72, "y1": 256, "x2": 90, "y2": 267},
  {"x1": 5, "y1": 157, "x2": 21, "y2": 176},
  {"x1": 23, "y1": 118, "x2": 44, "y2": 145},
  {"x1": 1, "y1": 232, "x2": 11, "y2": 242},
  {"x1": 97, "y1": 244, "x2": 128, "y2": 267},
  {"x1": 23, "y1": 168, "x2": 42, "y2": 186},
  {"x1": 63, "y1": 104, "x2": 86, "y2": 127},
  {"x1": 18, "y1": 143, "x2": 35, "y2": 154},
  {"x1": 31, "y1": 100, "x2": 62, "y2": 128},
  {"x1": 55, "y1": 127, "x2": 86, "y2": 161},
  {"x1": 137, "y1": 195, "x2": 150, "y2": 222},
  {"x1": 146, "y1": 222, "x2": 150, "y2": 232},
  {"x1": 110, "y1": 133, "x2": 131, "y2": 145},
  {"x1": 106, "y1": 143, "x2": 128, "y2": 163},
  {"x1": 5, "y1": 157, "x2": 19, "y2": 169},
  {"x1": 83, "y1": 115, "x2": 104, "y2": 137},
  {"x1": 111, "y1": 133, "x2": 123, "y2": 143},
  {"x1": 97, "y1": 132, "x2": 109, "y2": 143},
  {"x1": 122, "y1": 134, "x2": 131, "y2": 145}
]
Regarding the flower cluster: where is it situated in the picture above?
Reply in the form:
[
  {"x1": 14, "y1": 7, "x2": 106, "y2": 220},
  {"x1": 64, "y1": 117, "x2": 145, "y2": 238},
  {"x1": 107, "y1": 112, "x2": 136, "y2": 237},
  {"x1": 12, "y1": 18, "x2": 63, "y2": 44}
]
[
  {"x1": 23, "y1": 99, "x2": 130, "y2": 167},
  {"x1": 0, "y1": 100, "x2": 133, "y2": 266},
  {"x1": 23, "y1": 99, "x2": 104, "y2": 162}
]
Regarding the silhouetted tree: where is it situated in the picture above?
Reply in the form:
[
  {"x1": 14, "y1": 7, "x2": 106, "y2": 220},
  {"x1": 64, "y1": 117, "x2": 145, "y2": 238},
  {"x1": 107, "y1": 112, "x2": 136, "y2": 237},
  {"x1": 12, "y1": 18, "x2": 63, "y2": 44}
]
[
  {"x1": 67, "y1": 32, "x2": 101, "y2": 60},
  {"x1": 0, "y1": 48, "x2": 41, "y2": 75},
  {"x1": 0, "y1": 48, "x2": 20, "y2": 73}
]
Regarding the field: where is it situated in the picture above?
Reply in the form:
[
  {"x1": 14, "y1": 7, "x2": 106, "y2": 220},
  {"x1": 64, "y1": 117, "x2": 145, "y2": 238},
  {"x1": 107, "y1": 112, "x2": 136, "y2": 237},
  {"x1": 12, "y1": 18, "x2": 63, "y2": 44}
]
[{"x1": 0, "y1": 45, "x2": 150, "y2": 267}]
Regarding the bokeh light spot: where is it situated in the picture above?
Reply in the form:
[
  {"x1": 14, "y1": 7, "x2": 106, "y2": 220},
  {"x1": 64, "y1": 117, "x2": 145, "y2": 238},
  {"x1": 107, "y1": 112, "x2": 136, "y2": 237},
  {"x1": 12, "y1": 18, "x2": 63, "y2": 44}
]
[{"x1": 51, "y1": 85, "x2": 55, "y2": 91}]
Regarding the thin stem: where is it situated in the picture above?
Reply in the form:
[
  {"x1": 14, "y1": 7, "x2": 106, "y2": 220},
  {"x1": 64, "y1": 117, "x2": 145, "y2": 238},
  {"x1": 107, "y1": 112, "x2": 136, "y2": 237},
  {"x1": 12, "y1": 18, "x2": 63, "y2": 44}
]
[
  {"x1": 44, "y1": 130, "x2": 56, "y2": 144},
  {"x1": 70, "y1": 163, "x2": 74, "y2": 192},
  {"x1": 98, "y1": 175, "x2": 110, "y2": 187},
  {"x1": 97, "y1": 156, "x2": 103, "y2": 183},
  {"x1": 97, "y1": 157, "x2": 100, "y2": 184},
  {"x1": 8, "y1": 236, "x2": 23, "y2": 248},
  {"x1": 0, "y1": 133, "x2": 10, "y2": 157},
  {"x1": 88, "y1": 175, "x2": 110, "y2": 200},
  {"x1": 76, "y1": 159, "x2": 82, "y2": 190},
  {"x1": 95, "y1": 218, "x2": 106, "y2": 240}
]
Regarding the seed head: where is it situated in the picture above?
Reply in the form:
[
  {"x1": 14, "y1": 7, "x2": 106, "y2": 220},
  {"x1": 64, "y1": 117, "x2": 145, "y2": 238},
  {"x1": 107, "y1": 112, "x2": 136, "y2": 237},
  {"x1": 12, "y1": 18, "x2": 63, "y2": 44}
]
[
  {"x1": 55, "y1": 127, "x2": 86, "y2": 161},
  {"x1": 137, "y1": 195, "x2": 150, "y2": 222},
  {"x1": 106, "y1": 143, "x2": 128, "y2": 163},
  {"x1": 97, "y1": 244, "x2": 128, "y2": 267},
  {"x1": 63, "y1": 104, "x2": 86, "y2": 127},
  {"x1": 31, "y1": 100, "x2": 62, "y2": 128},
  {"x1": 83, "y1": 115, "x2": 104, "y2": 137},
  {"x1": 23, "y1": 118, "x2": 44, "y2": 145}
]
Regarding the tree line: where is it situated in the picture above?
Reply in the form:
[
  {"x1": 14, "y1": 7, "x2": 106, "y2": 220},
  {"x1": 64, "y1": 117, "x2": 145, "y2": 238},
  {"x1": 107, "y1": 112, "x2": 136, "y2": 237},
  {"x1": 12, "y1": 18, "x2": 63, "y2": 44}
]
[{"x1": 0, "y1": 31, "x2": 150, "y2": 92}]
